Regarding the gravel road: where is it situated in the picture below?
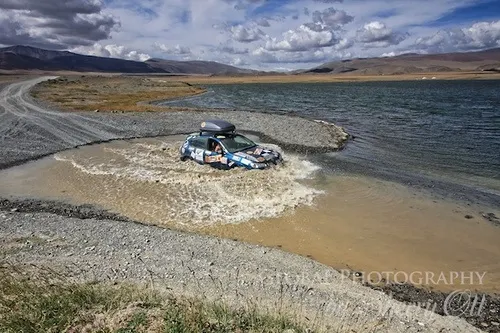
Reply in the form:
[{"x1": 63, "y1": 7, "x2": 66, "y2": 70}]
[{"x1": 0, "y1": 77, "x2": 483, "y2": 332}]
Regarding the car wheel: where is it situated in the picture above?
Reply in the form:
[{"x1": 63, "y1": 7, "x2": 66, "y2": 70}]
[{"x1": 180, "y1": 156, "x2": 188, "y2": 162}]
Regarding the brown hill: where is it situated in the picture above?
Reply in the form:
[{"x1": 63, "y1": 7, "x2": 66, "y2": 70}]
[
  {"x1": 305, "y1": 48, "x2": 500, "y2": 75},
  {"x1": 145, "y1": 58, "x2": 257, "y2": 75}
]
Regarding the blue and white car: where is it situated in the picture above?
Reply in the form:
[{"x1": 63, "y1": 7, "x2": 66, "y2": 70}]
[{"x1": 179, "y1": 120, "x2": 282, "y2": 170}]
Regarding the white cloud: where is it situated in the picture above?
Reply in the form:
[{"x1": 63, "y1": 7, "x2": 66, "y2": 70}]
[
  {"x1": 253, "y1": 45, "x2": 349, "y2": 64},
  {"x1": 265, "y1": 24, "x2": 340, "y2": 52},
  {"x1": 415, "y1": 20, "x2": 500, "y2": 52},
  {"x1": 231, "y1": 57, "x2": 249, "y2": 66},
  {"x1": 230, "y1": 25, "x2": 265, "y2": 43},
  {"x1": 356, "y1": 21, "x2": 407, "y2": 48},
  {"x1": 153, "y1": 42, "x2": 191, "y2": 55},
  {"x1": 72, "y1": 43, "x2": 151, "y2": 61}
]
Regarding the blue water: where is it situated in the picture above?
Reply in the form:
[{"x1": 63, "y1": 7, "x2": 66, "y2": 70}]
[{"x1": 162, "y1": 80, "x2": 500, "y2": 205}]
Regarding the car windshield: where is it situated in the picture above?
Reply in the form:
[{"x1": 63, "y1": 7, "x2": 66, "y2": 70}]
[{"x1": 219, "y1": 134, "x2": 256, "y2": 153}]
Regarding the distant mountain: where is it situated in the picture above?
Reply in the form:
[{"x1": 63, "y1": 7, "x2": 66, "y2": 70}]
[
  {"x1": 145, "y1": 58, "x2": 257, "y2": 75},
  {"x1": 304, "y1": 48, "x2": 500, "y2": 75},
  {"x1": 0, "y1": 45, "x2": 160, "y2": 73},
  {"x1": 0, "y1": 45, "x2": 254, "y2": 75}
]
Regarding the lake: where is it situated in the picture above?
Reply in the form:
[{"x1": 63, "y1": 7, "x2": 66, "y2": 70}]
[{"x1": 162, "y1": 80, "x2": 500, "y2": 206}]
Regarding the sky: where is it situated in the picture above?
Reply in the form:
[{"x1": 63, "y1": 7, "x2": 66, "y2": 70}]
[{"x1": 1, "y1": 0, "x2": 500, "y2": 70}]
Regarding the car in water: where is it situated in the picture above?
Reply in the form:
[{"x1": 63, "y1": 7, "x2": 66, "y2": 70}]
[{"x1": 179, "y1": 119, "x2": 282, "y2": 170}]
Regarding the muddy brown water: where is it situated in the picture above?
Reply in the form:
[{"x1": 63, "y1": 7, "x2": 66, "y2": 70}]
[{"x1": 1, "y1": 136, "x2": 499, "y2": 293}]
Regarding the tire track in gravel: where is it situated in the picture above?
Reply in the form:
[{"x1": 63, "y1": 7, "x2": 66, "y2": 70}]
[{"x1": 0, "y1": 77, "x2": 119, "y2": 149}]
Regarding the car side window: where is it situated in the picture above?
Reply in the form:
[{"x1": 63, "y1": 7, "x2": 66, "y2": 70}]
[{"x1": 190, "y1": 137, "x2": 208, "y2": 149}]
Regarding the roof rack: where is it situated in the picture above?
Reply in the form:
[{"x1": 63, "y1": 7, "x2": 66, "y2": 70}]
[{"x1": 200, "y1": 119, "x2": 236, "y2": 134}]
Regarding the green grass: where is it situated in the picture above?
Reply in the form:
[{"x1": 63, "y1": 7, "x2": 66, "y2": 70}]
[{"x1": 0, "y1": 265, "x2": 310, "y2": 333}]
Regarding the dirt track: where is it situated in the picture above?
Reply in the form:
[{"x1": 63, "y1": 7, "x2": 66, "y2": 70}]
[{"x1": 0, "y1": 77, "x2": 485, "y2": 332}]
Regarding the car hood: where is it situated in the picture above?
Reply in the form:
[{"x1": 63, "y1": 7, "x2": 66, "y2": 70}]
[{"x1": 233, "y1": 146, "x2": 280, "y2": 163}]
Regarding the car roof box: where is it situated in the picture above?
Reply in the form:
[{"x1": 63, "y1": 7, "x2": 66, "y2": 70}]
[{"x1": 200, "y1": 119, "x2": 235, "y2": 133}]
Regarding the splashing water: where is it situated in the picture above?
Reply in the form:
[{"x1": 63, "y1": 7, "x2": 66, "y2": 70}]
[{"x1": 52, "y1": 139, "x2": 322, "y2": 226}]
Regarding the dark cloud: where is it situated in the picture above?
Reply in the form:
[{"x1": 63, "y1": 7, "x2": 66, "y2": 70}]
[
  {"x1": 218, "y1": 46, "x2": 249, "y2": 54},
  {"x1": 0, "y1": 0, "x2": 119, "y2": 49},
  {"x1": 0, "y1": 0, "x2": 102, "y2": 18},
  {"x1": 312, "y1": 7, "x2": 354, "y2": 29},
  {"x1": 255, "y1": 18, "x2": 271, "y2": 27}
]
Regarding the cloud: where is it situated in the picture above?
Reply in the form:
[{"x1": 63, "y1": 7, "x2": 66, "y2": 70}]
[
  {"x1": 153, "y1": 43, "x2": 191, "y2": 55},
  {"x1": 230, "y1": 25, "x2": 265, "y2": 43},
  {"x1": 415, "y1": 20, "x2": 500, "y2": 53},
  {"x1": 265, "y1": 24, "x2": 341, "y2": 52},
  {"x1": 356, "y1": 21, "x2": 407, "y2": 48},
  {"x1": 0, "y1": 0, "x2": 119, "y2": 49},
  {"x1": 218, "y1": 45, "x2": 249, "y2": 54},
  {"x1": 313, "y1": 0, "x2": 343, "y2": 3},
  {"x1": 252, "y1": 46, "x2": 349, "y2": 64},
  {"x1": 1, "y1": 0, "x2": 499, "y2": 70},
  {"x1": 231, "y1": 57, "x2": 249, "y2": 66},
  {"x1": 72, "y1": 43, "x2": 151, "y2": 61},
  {"x1": 311, "y1": 7, "x2": 354, "y2": 29},
  {"x1": 255, "y1": 18, "x2": 271, "y2": 27}
]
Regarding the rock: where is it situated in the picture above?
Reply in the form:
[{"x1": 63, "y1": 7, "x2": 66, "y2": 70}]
[
  {"x1": 482, "y1": 212, "x2": 499, "y2": 221},
  {"x1": 94, "y1": 109, "x2": 99, "y2": 112},
  {"x1": 10, "y1": 208, "x2": 18, "y2": 212},
  {"x1": 282, "y1": 329, "x2": 296, "y2": 333}
]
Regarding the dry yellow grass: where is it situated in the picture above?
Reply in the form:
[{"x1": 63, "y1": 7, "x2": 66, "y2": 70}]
[{"x1": 31, "y1": 75, "x2": 206, "y2": 112}]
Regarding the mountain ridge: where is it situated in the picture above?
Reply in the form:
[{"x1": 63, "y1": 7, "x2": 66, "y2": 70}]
[
  {"x1": 0, "y1": 45, "x2": 253, "y2": 75},
  {"x1": 304, "y1": 48, "x2": 500, "y2": 75}
]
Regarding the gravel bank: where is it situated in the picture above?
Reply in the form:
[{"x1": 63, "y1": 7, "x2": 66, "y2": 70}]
[
  {"x1": 0, "y1": 210, "x2": 480, "y2": 333},
  {"x1": 0, "y1": 77, "x2": 347, "y2": 170}
]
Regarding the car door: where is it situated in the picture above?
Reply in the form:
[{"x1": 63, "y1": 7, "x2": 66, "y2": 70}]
[
  {"x1": 189, "y1": 136, "x2": 209, "y2": 164},
  {"x1": 205, "y1": 138, "x2": 224, "y2": 164}
]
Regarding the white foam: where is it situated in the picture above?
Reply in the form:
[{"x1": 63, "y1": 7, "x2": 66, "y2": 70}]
[{"x1": 55, "y1": 140, "x2": 322, "y2": 227}]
